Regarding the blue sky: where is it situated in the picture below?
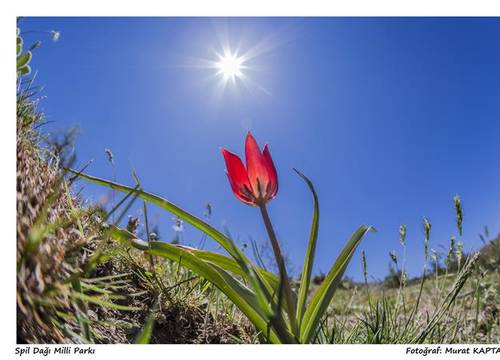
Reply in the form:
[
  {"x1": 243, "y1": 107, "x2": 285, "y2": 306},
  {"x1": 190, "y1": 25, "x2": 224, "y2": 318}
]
[{"x1": 22, "y1": 17, "x2": 500, "y2": 281}]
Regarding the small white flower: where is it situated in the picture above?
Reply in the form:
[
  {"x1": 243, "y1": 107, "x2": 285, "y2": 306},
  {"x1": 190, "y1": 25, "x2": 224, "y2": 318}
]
[
  {"x1": 51, "y1": 31, "x2": 60, "y2": 42},
  {"x1": 172, "y1": 217, "x2": 184, "y2": 232}
]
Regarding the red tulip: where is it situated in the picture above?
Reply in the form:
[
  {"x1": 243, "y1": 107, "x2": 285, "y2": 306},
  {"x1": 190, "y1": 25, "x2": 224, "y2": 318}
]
[{"x1": 221, "y1": 132, "x2": 278, "y2": 206}]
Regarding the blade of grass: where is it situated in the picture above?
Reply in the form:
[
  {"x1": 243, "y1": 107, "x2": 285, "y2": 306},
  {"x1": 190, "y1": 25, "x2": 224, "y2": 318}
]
[
  {"x1": 412, "y1": 253, "x2": 479, "y2": 343},
  {"x1": 71, "y1": 278, "x2": 91, "y2": 342},
  {"x1": 71, "y1": 292, "x2": 141, "y2": 311},
  {"x1": 250, "y1": 237, "x2": 268, "y2": 271},
  {"x1": 63, "y1": 180, "x2": 83, "y2": 234},
  {"x1": 105, "y1": 184, "x2": 140, "y2": 223},
  {"x1": 134, "y1": 298, "x2": 159, "y2": 344},
  {"x1": 132, "y1": 171, "x2": 154, "y2": 268}
]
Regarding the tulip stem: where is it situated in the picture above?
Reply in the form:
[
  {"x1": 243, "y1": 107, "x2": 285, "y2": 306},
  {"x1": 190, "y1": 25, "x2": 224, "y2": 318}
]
[{"x1": 258, "y1": 203, "x2": 299, "y2": 338}]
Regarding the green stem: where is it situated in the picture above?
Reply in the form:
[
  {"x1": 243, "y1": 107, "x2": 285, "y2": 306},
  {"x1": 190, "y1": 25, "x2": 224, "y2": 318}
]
[{"x1": 258, "y1": 203, "x2": 299, "y2": 338}]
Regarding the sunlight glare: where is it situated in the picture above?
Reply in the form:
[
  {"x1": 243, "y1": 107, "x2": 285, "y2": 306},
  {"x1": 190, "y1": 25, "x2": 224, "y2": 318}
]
[{"x1": 216, "y1": 51, "x2": 245, "y2": 82}]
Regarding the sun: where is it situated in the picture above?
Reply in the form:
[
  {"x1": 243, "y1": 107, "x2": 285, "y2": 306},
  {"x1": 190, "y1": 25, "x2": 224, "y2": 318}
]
[
  {"x1": 215, "y1": 50, "x2": 245, "y2": 82},
  {"x1": 185, "y1": 35, "x2": 275, "y2": 96}
]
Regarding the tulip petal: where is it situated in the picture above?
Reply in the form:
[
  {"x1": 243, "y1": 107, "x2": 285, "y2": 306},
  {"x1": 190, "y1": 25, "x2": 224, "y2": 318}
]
[
  {"x1": 225, "y1": 173, "x2": 255, "y2": 205},
  {"x1": 245, "y1": 132, "x2": 269, "y2": 198},
  {"x1": 262, "y1": 144, "x2": 278, "y2": 199},
  {"x1": 221, "y1": 148, "x2": 255, "y2": 205}
]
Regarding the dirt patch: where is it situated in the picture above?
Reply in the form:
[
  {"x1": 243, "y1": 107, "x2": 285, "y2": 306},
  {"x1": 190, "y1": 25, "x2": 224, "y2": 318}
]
[{"x1": 145, "y1": 302, "x2": 254, "y2": 344}]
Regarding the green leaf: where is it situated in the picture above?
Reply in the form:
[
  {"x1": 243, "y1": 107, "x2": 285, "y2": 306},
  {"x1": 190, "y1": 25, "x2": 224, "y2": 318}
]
[
  {"x1": 108, "y1": 225, "x2": 150, "y2": 250},
  {"x1": 294, "y1": 169, "x2": 320, "y2": 326},
  {"x1": 299, "y1": 225, "x2": 374, "y2": 343},
  {"x1": 17, "y1": 51, "x2": 32, "y2": 69},
  {"x1": 190, "y1": 248, "x2": 280, "y2": 291},
  {"x1": 70, "y1": 171, "x2": 240, "y2": 259},
  {"x1": 17, "y1": 36, "x2": 23, "y2": 56},
  {"x1": 18, "y1": 65, "x2": 31, "y2": 76}
]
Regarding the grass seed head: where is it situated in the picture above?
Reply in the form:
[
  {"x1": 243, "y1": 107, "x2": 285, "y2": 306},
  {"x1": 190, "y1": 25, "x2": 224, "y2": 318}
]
[
  {"x1": 453, "y1": 195, "x2": 463, "y2": 237},
  {"x1": 399, "y1": 224, "x2": 407, "y2": 246}
]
